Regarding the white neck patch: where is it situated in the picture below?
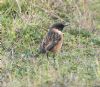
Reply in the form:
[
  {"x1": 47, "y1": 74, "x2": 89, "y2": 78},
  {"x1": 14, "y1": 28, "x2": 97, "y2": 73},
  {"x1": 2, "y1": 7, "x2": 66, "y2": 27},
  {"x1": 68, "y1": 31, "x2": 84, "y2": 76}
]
[{"x1": 53, "y1": 28, "x2": 62, "y2": 35}]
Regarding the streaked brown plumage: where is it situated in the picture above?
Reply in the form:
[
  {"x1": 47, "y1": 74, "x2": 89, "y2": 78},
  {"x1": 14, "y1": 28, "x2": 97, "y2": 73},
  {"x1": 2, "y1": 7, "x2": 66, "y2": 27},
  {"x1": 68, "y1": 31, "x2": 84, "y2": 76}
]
[{"x1": 39, "y1": 23, "x2": 68, "y2": 58}]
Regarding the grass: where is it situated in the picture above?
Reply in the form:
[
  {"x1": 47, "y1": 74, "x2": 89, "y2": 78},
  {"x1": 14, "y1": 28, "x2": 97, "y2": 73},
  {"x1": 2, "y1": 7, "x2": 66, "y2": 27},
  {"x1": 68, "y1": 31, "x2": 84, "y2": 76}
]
[
  {"x1": 0, "y1": 0, "x2": 100, "y2": 87},
  {"x1": 1, "y1": 38, "x2": 100, "y2": 87}
]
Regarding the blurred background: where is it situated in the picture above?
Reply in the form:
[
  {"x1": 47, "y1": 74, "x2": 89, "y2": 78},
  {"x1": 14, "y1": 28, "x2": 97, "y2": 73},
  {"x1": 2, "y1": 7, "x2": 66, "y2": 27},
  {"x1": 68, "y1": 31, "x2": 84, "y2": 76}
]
[{"x1": 0, "y1": 0, "x2": 100, "y2": 87}]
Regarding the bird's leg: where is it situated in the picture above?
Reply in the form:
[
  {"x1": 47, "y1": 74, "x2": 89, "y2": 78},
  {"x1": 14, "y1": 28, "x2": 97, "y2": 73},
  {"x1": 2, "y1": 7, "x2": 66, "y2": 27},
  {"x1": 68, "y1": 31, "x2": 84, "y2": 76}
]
[
  {"x1": 46, "y1": 52, "x2": 48, "y2": 59},
  {"x1": 46, "y1": 51, "x2": 49, "y2": 60},
  {"x1": 53, "y1": 54, "x2": 56, "y2": 63},
  {"x1": 53, "y1": 54, "x2": 57, "y2": 70}
]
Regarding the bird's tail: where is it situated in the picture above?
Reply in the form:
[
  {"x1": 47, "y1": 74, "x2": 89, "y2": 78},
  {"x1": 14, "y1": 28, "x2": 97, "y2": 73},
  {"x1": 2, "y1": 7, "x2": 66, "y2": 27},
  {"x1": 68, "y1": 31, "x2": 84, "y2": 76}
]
[{"x1": 34, "y1": 47, "x2": 46, "y2": 58}]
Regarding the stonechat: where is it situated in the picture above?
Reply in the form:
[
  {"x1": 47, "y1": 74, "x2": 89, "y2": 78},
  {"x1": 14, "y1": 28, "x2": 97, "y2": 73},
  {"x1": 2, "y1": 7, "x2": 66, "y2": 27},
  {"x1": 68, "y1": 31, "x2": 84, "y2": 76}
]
[{"x1": 39, "y1": 22, "x2": 68, "y2": 58}]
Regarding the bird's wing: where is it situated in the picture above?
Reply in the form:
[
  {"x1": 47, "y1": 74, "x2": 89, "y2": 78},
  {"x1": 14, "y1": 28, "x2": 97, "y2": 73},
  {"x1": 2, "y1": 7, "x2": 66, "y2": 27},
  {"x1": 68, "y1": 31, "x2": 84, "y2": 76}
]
[
  {"x1": 46, "y1": 31, "x2": 61, "y2": 51},
  {"x1": 39, "y1": 32, "x2": 51, "y2": 53}
]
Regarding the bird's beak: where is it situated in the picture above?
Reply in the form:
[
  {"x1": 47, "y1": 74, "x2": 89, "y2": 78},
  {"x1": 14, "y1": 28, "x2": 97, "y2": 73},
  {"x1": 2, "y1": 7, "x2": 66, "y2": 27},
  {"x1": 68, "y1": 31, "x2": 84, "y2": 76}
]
[{"x1": 64, "y1": 22, "x2": 70, "y2": 26}]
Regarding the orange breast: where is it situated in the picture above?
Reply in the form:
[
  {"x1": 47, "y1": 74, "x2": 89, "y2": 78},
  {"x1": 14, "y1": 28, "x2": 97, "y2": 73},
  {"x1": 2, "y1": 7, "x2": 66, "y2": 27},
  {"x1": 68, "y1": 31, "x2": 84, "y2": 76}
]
[{"x1": 51, "y1": 34, "x2": 63, "y2": 53}]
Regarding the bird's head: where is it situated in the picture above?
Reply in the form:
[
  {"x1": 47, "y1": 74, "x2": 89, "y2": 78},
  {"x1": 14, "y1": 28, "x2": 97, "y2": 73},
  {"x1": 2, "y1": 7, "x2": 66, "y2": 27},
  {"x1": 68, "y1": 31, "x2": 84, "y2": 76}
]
[{"x1": 50, "y1": 22, "x2": 69, "y2": 31}]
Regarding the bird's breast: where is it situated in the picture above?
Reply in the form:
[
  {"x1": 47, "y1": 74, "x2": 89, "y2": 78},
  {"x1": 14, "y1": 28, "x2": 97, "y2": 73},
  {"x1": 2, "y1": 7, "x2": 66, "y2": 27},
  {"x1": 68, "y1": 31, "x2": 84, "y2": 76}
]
[{"x1": 51, "y1": 34, "x2": 63, "y2": 53}]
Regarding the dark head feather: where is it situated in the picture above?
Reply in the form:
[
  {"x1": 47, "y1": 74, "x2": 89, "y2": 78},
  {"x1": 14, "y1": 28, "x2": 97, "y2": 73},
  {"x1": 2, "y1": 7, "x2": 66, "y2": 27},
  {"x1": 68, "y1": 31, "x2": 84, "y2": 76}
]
[{"x1": 50, "y1": 23, "x2": 66, "y2": 31}]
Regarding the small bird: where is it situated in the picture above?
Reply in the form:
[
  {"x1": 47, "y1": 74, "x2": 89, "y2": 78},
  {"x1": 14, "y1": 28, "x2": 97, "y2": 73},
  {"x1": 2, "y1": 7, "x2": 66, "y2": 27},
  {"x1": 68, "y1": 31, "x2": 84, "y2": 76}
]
[{"x1": 39, "y1": 22, "x2": 68, "y2": 58}]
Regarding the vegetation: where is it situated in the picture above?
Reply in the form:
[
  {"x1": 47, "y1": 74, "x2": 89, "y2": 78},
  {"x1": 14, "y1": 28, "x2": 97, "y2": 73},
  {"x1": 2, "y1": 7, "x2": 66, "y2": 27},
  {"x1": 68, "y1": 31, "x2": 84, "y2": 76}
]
[{"x1": 0, "y1": 0, "x2": 100, "y2": 87}]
